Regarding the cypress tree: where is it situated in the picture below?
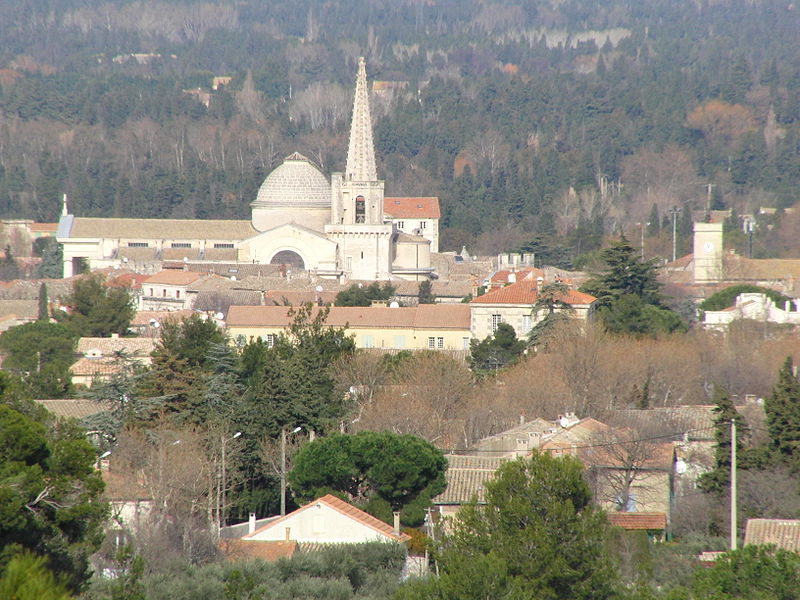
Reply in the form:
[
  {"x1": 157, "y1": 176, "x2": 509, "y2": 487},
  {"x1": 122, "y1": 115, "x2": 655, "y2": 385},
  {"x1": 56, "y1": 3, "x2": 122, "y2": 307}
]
[
  {"x1": 766, "y1": 357, "x2": 800, "y2": 469},
  {"x1": 37, "y1": 282, "x2": 48, "y2": 321},
  {"x1": 698, "y1": 387, "x2": 748, "y2": 495}
]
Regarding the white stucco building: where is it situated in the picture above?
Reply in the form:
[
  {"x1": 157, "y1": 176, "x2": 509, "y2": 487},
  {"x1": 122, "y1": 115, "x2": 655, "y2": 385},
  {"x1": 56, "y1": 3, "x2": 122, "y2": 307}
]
[{"x1": 57, "y1": 58, "x2": 438, "y2": 282}]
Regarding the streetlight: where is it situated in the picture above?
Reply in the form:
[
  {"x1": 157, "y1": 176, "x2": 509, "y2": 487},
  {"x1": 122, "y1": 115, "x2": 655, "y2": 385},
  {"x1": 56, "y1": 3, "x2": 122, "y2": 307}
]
[
  {"x1": 743, "y1": 217, "x2": 755, "y2": 258},
  {"x1": 280, "y1": 426, "x2": 302, "y2": 516},
  {"x1": 219, "y1": 431, "x2": 242, "y2": 532},
  {"x1": 668, "y1": 206, "x2": 682, "y2": 262}
]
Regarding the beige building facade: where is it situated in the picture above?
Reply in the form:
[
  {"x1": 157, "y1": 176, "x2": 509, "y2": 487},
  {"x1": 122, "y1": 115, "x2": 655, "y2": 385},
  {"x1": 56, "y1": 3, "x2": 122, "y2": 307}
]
[{"x1": 226, "y1": 304, "x2": 471, "y2": 351}]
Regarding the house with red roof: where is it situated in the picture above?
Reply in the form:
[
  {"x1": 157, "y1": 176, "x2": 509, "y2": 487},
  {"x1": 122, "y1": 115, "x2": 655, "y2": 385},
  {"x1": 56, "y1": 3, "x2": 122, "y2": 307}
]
[
  {"x1": 470, "y1": 278, "x2": 596, "y2": 339},
  {"x1": 243, "y1": 494, "x2": 410, "y2": 545},
  {"x1": 383, "y1": 197, "x2": 440, "y2": 252}
]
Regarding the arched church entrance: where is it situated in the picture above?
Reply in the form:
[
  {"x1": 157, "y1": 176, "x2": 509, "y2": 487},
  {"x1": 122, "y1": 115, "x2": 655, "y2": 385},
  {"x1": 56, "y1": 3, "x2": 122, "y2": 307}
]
[{"x1": 270, "y1": 250, "x2": 305, "y2": 270}]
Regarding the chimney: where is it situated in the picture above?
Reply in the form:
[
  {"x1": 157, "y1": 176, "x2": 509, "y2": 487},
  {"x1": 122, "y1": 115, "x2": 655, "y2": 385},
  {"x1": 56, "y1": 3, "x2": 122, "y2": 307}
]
[
  {"x1": 248, "y1": 512, "x2": 256, "y2": 534},
  {"x1": 508, "y1": 272, "x2": 516, "y2": 284},
  {"x1": 111, "y1": 333, "x2": 119, "y2": 339},
  {"x1": 393, "y1": 512, "x2": 401, "y2": 537},
  {"x1": 285, "y1": 527, "x2": 291, "y2": 541}
]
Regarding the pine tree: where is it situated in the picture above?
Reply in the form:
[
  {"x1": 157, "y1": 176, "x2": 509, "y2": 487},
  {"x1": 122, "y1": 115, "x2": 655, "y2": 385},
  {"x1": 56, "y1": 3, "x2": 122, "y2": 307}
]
[{"x1": 765, "y1": 357, "x2": 800, "y2": 469}]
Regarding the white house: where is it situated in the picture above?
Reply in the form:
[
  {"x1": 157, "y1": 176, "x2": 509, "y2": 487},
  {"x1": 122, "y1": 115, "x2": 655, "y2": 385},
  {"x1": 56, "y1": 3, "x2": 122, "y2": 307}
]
[
  {"x1": 243, "y1": 494, "x2": 409, "y2": 544},
  {"x1": 702, "y1": 292, "x2": 800, "y2": 330}
]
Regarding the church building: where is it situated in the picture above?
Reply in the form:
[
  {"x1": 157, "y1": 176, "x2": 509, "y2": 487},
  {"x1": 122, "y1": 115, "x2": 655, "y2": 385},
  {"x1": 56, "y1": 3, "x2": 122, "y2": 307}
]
[{"x1": 57, "y1": 58, "x2": 438, "y2": 281}]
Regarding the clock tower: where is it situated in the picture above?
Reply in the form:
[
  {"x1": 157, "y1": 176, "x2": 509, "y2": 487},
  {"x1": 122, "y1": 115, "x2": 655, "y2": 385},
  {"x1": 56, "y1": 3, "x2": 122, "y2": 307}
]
[{"x1": 693, "y1": 222, "x2": 723, "y2": 283}]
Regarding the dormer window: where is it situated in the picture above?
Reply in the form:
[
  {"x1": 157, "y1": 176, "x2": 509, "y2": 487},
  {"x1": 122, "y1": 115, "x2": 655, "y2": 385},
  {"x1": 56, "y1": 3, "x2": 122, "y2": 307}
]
[{"x1": 355, "y1": 196, "x2": 366, "y2": 223}]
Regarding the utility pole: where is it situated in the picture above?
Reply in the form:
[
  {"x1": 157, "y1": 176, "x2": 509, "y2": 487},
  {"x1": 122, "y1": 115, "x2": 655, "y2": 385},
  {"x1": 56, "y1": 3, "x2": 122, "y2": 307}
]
[
  {"x1": 280, "y1": 428, "x2": 287, "y2": 516},
  {"x1": 730, "y1": 418, "x2": 737, "y2": 551},
  {"x1": 280, "y1": 426, "x2": 302, "y2": 516},
  {"x1": 220, "y1": 431, "x2": 241, "y2": 532},
  {"x1": 636, "y1": 222, "x2": 650, "y2": 261}
]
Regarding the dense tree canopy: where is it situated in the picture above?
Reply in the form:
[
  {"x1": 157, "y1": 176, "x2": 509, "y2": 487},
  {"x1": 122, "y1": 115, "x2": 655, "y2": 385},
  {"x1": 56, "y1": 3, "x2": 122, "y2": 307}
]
[
  {"x1": 468, "y1": 322, "x2": 526, "y2": 375},
  {"x1": 397, "y1": 452, "x2": 621, "y2": 600},
  {"x1": 57, "y1": 275, "x2": 135, "y2": 337},
  {"x1": 288, "y1": 431, "x2": 446, "y2": 526},
  {"x1": 0, "y1": 404, "x2": 107, "y2": 592},
  {"x1": 0, "y1": 321, "x2": 76, "y2": 398},
  {"x1": 335, "y1": 282, "x2": 396, "y2": 307}
]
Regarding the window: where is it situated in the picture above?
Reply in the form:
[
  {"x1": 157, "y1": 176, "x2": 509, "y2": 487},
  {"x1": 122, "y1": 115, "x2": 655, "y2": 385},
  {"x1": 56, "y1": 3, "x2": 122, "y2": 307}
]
[
  {"x1": 419, "y1": 221, "x2": 427, "y2": 229},
  {"x1": 491, "y1": 314, "x2": 503, "y2": 333},
  {"x1": 394, "y1": 336, "x2": 406, "y2": 349},
  {"x1": 462, "y1": 337, "x2": 471, "y2": 350},
  {"x1": 522, "y1": 314, "x2": 532, "y2": 333},
  {"x1": 396, "y1": 221, "x2": 405, "y2": 230},
  {"x1": 265, "y1": 334, "x2": 276, "y2": 348},
  {"x1": 176, "y1": 290, "x2": 180, "y2": 299},
  {"x1": 346, "y1": 256, "x2": 352, "y2": 270},
  {"x1": 128, "y1": 242, "x2": 149, "y2": 248},
  {"x1": 171, "y1": 242, "x2": 191, "y2": 248},
  {"x1": 428, "y1": 337, "x2": 436, "y2": 349},
  {"x1": 214, "y1": 243, "x2": 234, "y2": 249},
  {"x1": 363, "y1": 335, "x2": 374, "y2": 348},
  {"x1": 437, "y1": 337, "x2": 444, "y2": 349},
  {"x1": 149, "y1": 288, "x2": 154, "y2": 296},
  {"x1": 355, "y1": 196, "x2": 366, "y2": 223},
  {"x1": 162, "y1": 289, "x2": 167, "y2": 297}
]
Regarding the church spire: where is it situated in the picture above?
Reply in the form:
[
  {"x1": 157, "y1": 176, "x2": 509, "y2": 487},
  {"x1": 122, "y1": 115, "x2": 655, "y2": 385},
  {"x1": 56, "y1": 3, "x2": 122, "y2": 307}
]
[{"x1": 345, "y1": 57, "x2": 377, "y2": 182}]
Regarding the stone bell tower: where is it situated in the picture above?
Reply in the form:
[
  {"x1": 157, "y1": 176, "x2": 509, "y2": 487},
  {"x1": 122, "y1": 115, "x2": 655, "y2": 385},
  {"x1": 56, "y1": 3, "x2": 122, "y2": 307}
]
[{"x1": 327, "y1": 57, "x2": 392, "y2": 280}]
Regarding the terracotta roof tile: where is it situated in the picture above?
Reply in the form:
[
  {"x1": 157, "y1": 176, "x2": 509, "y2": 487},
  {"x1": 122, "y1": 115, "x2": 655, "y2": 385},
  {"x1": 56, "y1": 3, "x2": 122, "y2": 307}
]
[
  {"x1": 471, "y1": 280, "x2": 596, "y2": 306},
  {"x1": 384, "y1": 197, "x2": 440, "y2": 219},
  {"x1": 77, "y1": 336, "x2": 156, "y2": 357},
  {"x1": 607, "y1": 512, "x2": 667, "y2": 530},
  {"x1": 68, "y1": 217, "x2": 257, "y2": 240},
  {"x1": 34, "y1": 398, "x2": 111, "y2": 419},
  {"x1": 745, "y1": 519, "x2": 800, "y2": 551},
  {"x1": 131, "y1": 309, "x2": 195, "y2": 326},
  {"x1": 433, "y1": 455, "x2": 508, "y2": 505},
  {"x1": 220, "y1": 540, "x2": 297, "y2": 562},
  {"x1": 226, "y1": 304, "x2": 471, "y2": 330},
  {"x1": 30, "y1": 222, "x2": 58, "y2": 233},
  {"x1": 142, "y1": 270, "x2": 207, "y2": 286},
  {"x1": 489, "y1": 268, "x2": 544, "y2": 286},
  {"x1": 246, "y1": 494, "x2": 410, "y2": 542}
]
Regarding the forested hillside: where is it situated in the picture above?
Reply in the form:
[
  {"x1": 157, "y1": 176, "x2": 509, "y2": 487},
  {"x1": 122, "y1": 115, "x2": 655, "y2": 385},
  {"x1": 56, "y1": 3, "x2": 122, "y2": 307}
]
[{"x1": 1, "y1": 0, "x2": 800, "y2": 264}]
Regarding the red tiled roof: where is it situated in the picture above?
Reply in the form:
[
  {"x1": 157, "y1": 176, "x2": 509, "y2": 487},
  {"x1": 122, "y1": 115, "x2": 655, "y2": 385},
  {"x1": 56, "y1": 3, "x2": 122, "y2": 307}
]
[
  {"x1": 384, "y1": 197, "x2": 441, "y2": 219},
  {"x1": 220, "y1": 540, "x2": 297, "y2": 562},
  {"x1": 30, "y1": 222, "x2": 58, "y2": 233},
  {"x1": 489, "y1": 268, "x2": 544, "y2": 286},
  {"x1": 471, "y1": 280, "x2": 596, "y2": 306},
  {"x1": 607, "y1": 512, "x2": 667, "y2": 530},
  {"x1": 142, "y1": 270, "x2": 206, "y2": 286},
  {"x1": 246, "y1": 494, "x2": 410, "y2": 542}
]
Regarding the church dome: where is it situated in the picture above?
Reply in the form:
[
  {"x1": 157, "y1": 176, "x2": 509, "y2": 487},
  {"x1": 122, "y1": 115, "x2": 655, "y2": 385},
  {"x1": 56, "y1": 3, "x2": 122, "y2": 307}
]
[{"x1": 253, "y1": 152, "x2": 331, "y2": 207}]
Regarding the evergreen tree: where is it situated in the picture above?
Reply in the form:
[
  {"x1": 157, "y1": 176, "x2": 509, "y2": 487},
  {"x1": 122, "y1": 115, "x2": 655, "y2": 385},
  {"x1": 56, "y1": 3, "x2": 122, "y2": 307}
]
[
  {"x1": 698, "y1": 387, "x2": 749, "y2": 495},
  {"x1": 469, "y1": 323, "x2": 526, "y2": 375},
  {"x1": 765, "y1": 357, "x2": 800, "y2": 469},
  {"x1": 0, "y1": 245, "x2": 20, "y2": 281},
  {"x1": 37, "y1": 282, "x2": 48, "y2": 321},
  {"x1": 417, "y1": 280, "x2": 435, "y2": 304},
  {"x1": 396, "y1": 452, "x2": 622, "y2": 600}
]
